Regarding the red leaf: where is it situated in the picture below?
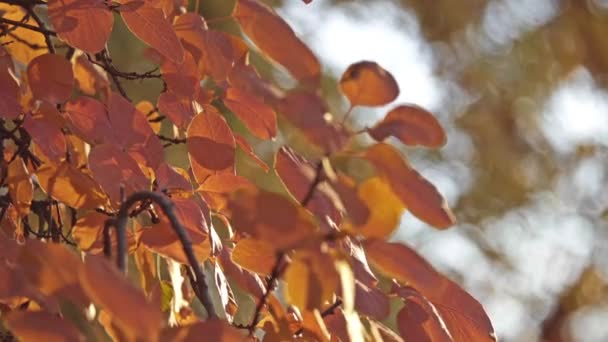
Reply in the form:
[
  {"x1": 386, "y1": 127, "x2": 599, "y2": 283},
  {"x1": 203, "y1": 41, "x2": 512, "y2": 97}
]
[
  {"x1": 64, "y1": 96, "x2": 113, "y2": 145},
  {"x1": 160, "y1": 319, "x2": 246, "y2": 341},
  {"x1": 369, "y1": 105, "x2": 446, "y2": 148},
  {"x1": 278, "y1": 91, "x2": 348, "y2": 153},
  {"x1": 395, "y1": 288, "x2": 451, "y2": 342},
  {"x1": 223, "y1": 87, "x2": 277, "y2": 140},
  {"x1": 197, "y1": 173, "x2": 255, "y2": 211},
  {"x1": 121, "y1": 1, "x2": 184, "y2": 63},
  {"x1": 48, "y1": 0, "x2": 113, "y2": 53},
  {"x1": 160, "y1": 51, "x2": 199, "y2": 97},
  {"x1": 4, "y1": 311, "x2": 85, "y2": 342},
  {"x1": 80, "y1": 254, "x2": 163, "y2": 340},
  {"x1": 107, "y1": 92, "x2": 164, "y2": 168},
  {"x1": 0, "y1": 67, "x2": 20, "y2": 119},
  {"x1": 27, "y1": 54, "x2": 74, "y2": 104},
  {"x1": 233, "y1": 0, "x2": 321, "y2": 85},
  {"x1": 274, "y1": 146, "x2": 341, "y2": 230},
  {"x1": 88, "y1": 144, "x2": 150, "y2": 204},
  {"x1": 187, "y1": 106, "x2": 236, "y2": 184},
  {"x1": 339, "y1": 61, "x2": 399, "y2": 107},
  {"x1": 365, "y1": 143, "x2": 455, "y2": 229},
  {"x1": 364, "y1": 239, "x2": 496, "y2": 342},
  {"x1": 157, "y1": 91, "x2": 196, "y2": 129}
]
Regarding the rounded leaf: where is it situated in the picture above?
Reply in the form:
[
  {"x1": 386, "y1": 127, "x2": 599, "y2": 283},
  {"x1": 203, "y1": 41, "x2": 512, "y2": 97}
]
[
  {"x1": 339, "y1": 61, "x2": 399, "y2": 107},
  {"x1": 369, "y1": 105, "x2": 446, "y2": 148},
  {"x1": 27, "y1": 54, "x2": 74, "y2": 104}
]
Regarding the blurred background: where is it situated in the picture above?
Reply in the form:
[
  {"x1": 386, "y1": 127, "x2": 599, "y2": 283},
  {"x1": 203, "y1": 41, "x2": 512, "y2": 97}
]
[
  {"x1": 111, "y1": 0, "x2": 608, "y2": 340},
  {"x1": 276, "y1": 1, "x2": 608, "y2": 341}
]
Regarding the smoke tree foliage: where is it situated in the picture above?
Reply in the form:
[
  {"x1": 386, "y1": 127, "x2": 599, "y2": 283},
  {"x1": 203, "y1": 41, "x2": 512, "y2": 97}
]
[{"x1": 0, "y1": 0, "x2": 495, "y2": 340}]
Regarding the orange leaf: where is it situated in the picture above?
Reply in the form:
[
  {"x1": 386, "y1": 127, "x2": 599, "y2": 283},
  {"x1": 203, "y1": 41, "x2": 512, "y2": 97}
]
[
  {"x1": 23, "y1": 110, "x2": 67, "y2": 162},
  {"x1": 365, "y1": 143, "x2": 455, "y2": 229},
  {"x1": 227, "y1": 188, "x2": 317, "y2": 249},
  {"x1": 71, "y1": 211, "x2": 108, "y2": 252},
  {"x1": 197, "y1": 173, "x2": 255, "y2": 211},
  {"x1": 395, "y1": 288, "x2": 451, "y2": 342},
  {"x1": 218, "y1": 246, "x2": 265, "y2": 298},
  {"x1": 64, "y1": 96, "x2": 113, "y2": 145},
  {"x1": 155, "y1": 162, "x2": 192, "y2": 194},
  {"x1": 233, "y1": 0, "x2": 320, "y2": 85},
  {"x1": 364, "y1": 239, "x2": 496, "y2": 342},
  {"x1": 223, "y1": 87, "x2": 277, "y2": 140},
  {"x1": 6, "y1": 157, "x2": 33, "y2": 217},
  {"x1": 274, "y1": 146, "x2": 341, "y2": 229},
  {"x1": 285, "y1": 249, "x2": 339, "y2": 312},
  {"x1": 354, "y1": 280, "x2": 390, "y2": 321},
  {"x1": 0, "y1": 4, "x2": 46, "y2": 64},
  {"x1": 27, "y1": 53, "x2": 74, "y2": 104},
  {"x1": 157, "y1": 91, "x2": 196, "y2": 129},
  {"x1": 339, "y1": 61, "x2": 399, "y2": 107},
  {"x1": 36, "y1": 161, "x2": 108, "y2": 210},
  {"x1": 234, "y1": 134, "x2": 269, "y2": 172},
  {"x1": 160, "y1": 319, "x2": 246, "y2": 341},
  {"x1": 89, "y1": 144, "x2": 150, "y2": 205},
  {"x1": 278, "y1": 91, "x2": 348, "y2": 153},
  {"x1": 48, "y1": 0, "x2": 113, "y2": 53},
  {"x1": 4, "y1": 311, "x2": 85, "y2": 342},
  {"x1": 107, "y1": 92, "x2": 164, "y2": 168},
  {"x1": 187, "y1": 106, "x2": 236, "y2": 184},
  {"x1": 80, "y1": 254, "x2": 163, "y2": 341},
  {"x1": 121, "y1": 1, "x2": 185, "y2": 63},
  {"x1": 160, "y1": 51, "x2": 199, "y2": 97},
  {"x1": 140, "y1": 198, "x2": 211, "y2": 264},
  {"x1": 231, "y1": 238, "x2": 276, "y2": 276},
  {"x1": 72, "y1": 53, "x2": 110, "y2": 95},
  {"x1": 369, "y1": 105, "x2": 446, "y2": 148}
]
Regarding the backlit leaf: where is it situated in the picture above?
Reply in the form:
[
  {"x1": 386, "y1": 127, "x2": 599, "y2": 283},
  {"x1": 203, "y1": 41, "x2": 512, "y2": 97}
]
[
  {"x1": 23, "y1": 109, "x2": 67, "y2": 162},
  {"x1": 364, "y1": 239, "x2": 495, "y2": 342},
  {"x1": 121, "y1": 1, "x2": 185, "y2": 63},
  {"x1": 160, "y1": 319, "x2": 246, "y2": 341},
  {"x1": 36, "y1": 161, "x2": 108, "y2": 210},
  {"x1": 187, "y1": 106, "x2": 236, "y2": 184},
  {"x1": 346, "y1": 177, "x2": 404, "y2": 239},
  {"x1": 64, "y1": 96, "x2": 113, "y2": 145},
  {"x1": 157, "y1": 91, "x2": 196, "y2": 129},
  {"x1": 223, "y1": 88, "x2": 277, "y2": 140},
  {"x1": 197, "y1": 173, "x2": 255, "y2": 211},
  {"x1": 233, "y1": 0, "x2": 321, "y2": 85},
  {"x1": 160, "y1": 51, "x2": 199, "y2": 97},
  {"x1": 365, "y1": 143, "x2": 455, "y2": 229},
  {"x1": 80, "y1": 254, "x2": 163, "y2": 341},
  {"x1": 89, "y1": 144, "x2": 150, "y2": 205},
  {"x1": 6, "y1": 157, "x2": 33, "y2": 217},
  {"x1": 285, "y1": 249, "x2": 338, "y2": 311},
  {"x1": 0, "y1": 4, "x2": 46, "y2": 64},
  {"x1": 369, "y1": 105, "x2": 446, "y2": 148},
  {"x1": 27, "y1": 54, "x2": 74, "y2": 104},
  {"x1": 4, "y1": 311, "x2": 85, "y2": 342},
  {"x1": 395, "y1": 288, "x2": 451, "y2": 342},
  {"x1": 227, "y1": 188, "x2": 317, "y2": 249},
  {"x1": 72, "y1": 53, "x2": 110, "y2": 95},
  {"x1": 339, "y1": 61, "x2": 399, "y2": 107},
  {"x1": 274, "y1": 146, "x2": 342, "y2": 229},
  {"x1": 231, "y1": 238, "x2": 276, "y2": 276},
  {"x1": 354, "y1": 280, "x2": 390, "y2": 321},
  {"x1": 48, "y1": 0, "x2": 113, "y2": 53},
  {"x1": 218, "y1": 246, "x2": 265, "y2": 299}
]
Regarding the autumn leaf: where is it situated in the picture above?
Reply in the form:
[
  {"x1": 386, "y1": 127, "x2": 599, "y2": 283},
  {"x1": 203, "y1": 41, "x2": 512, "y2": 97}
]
[
  {"x1": 36, "y1": 161, "x2": 108, "y2": 210},
  {"x1": 80, "y1": 254, "x2": 164, "y2": 341},
  {"x1": 27, "y1": 54, "x2": 74, "y2": 104},
  {"x1": 121, "y1": 1, "x2": 185, "y2": 63},
  {"x1": 0, "y1": 4, "x2": 46, "y2": 64},
  {"x1": 369, "y1": 105, "x2": 447, "y2": 148},
  {"x1": 48, "y1": 0, "x2": 113, "y2": 54},
  {"x1": 6, "y1": 157, "x2": 33, "y2": 217},
  {"x1": 364, "y1": 239, "x2": 495, "y2": 342},
  {"x1": 233, "y1": 0, "x2": 321, "y2": 85},
  {"x1": 231, "y1": 238, "x2": 276, "y2": 276},
  {"x1": 223, "y1": 87, "x2": 277, "y2": 140},
  {"x1": 187, "y1": 106, "x2": 236, "y2": 184},
  {"x1": 0, "y1": 64, "x2": 20, "y2": 120},
  {"x1": 365, "y1": 143, "x2": 455, "y2": 229},
  {"x1": 197, "y1": 173, "x2": 255, "y2": 211},
  {"x1": 4, "y1": 311, "x2": 85, "y2": 342},
  {"x1": 339, "y1": 61, "x2": 399, "y2": 107}
]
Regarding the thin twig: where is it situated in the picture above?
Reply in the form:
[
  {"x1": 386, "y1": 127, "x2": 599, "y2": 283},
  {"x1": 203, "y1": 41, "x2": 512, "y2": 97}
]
[
  {"x1": 23, "y1": 6, "x2": 55, "y2": 54},
  {"x1": 112, "y1": 191, "x2": 218, "y2": 318},
  {"x1": 247, "y1": 252, "x2": 287, "y2": 336},
  {"x1": 0, "y1": 17, "x2": 56, "y2": 36}
]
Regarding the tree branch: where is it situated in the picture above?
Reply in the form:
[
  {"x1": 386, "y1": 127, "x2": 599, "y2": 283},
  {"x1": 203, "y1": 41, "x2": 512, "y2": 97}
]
[
  {"x1": 111, "y1": 190, "x2": 218, "y2": 319},
  {"x1": 22, "y1": 6, "x2": 55, "y2": 54}
]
